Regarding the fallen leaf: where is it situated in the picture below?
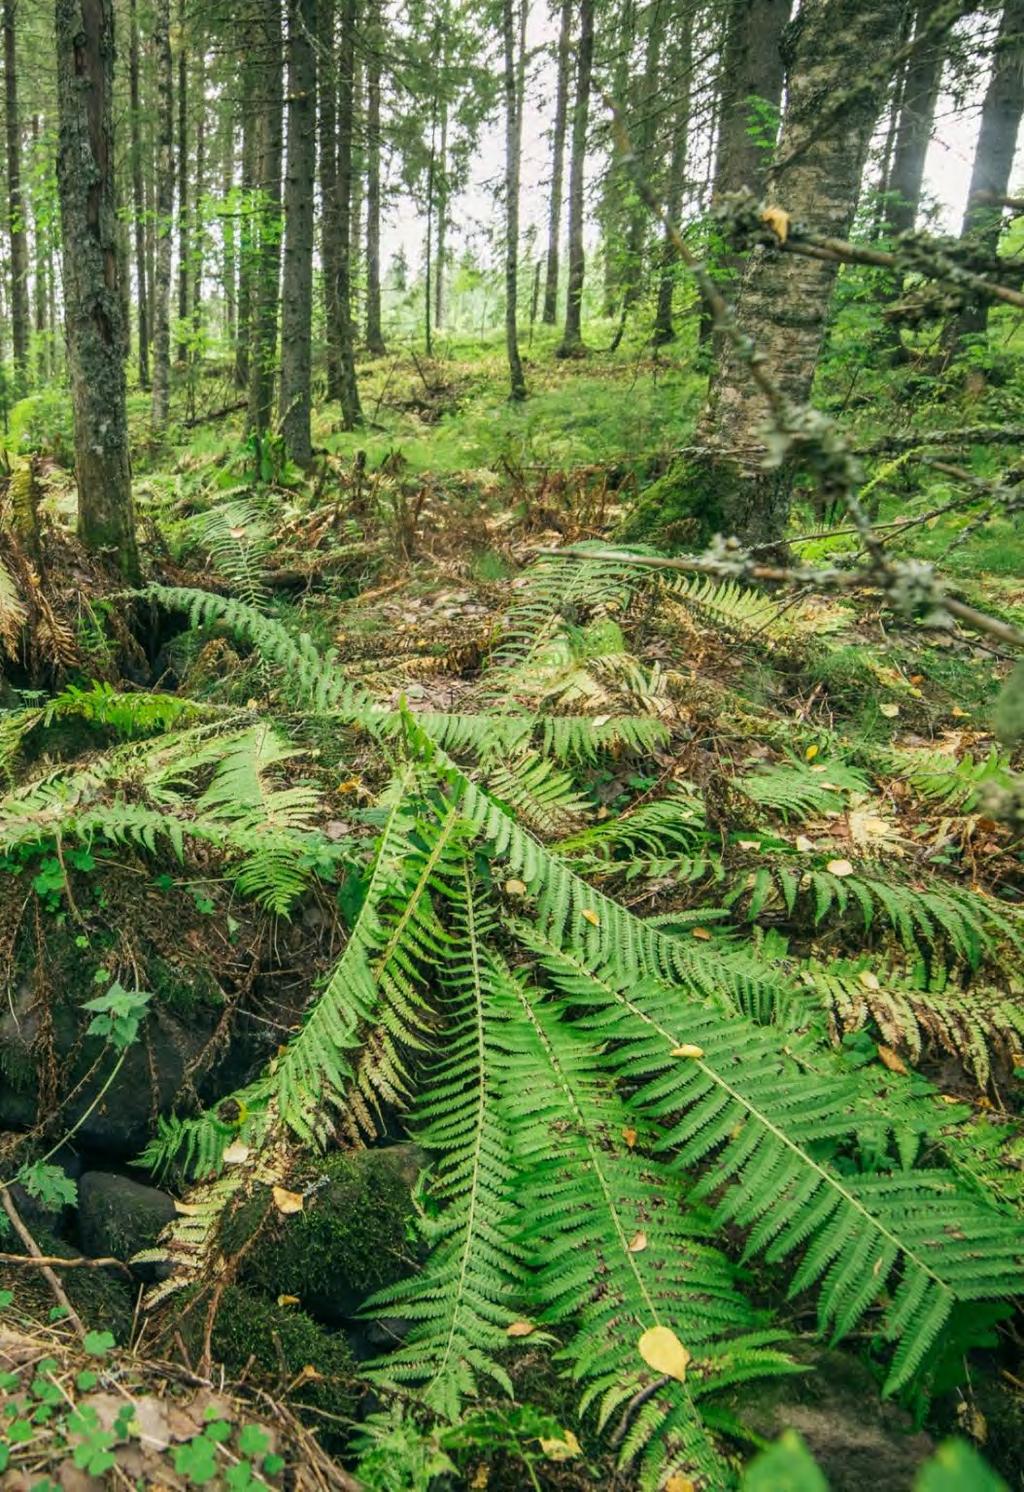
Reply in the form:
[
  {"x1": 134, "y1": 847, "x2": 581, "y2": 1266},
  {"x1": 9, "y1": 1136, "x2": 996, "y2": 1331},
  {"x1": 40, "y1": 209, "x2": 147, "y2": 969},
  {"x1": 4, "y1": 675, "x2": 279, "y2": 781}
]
[
  {"x1": 805, "y1": 743, "x2": 819, "y2": 761},
  {"x1": 506, "y1": 1320, "x2": 535, "y2": 1337},
  {"x1": 951, "y1": 706, "x2": 970, "y2": 718},
  {"x1": 628, "y1": 1231, "x2": 648, "y2": 1253},
  {"x1": 737, "y1": 839, "x2": 761, "y2": 851},
  {"x1": 504, "y1": 878, "x2": 527, "y2": 896},
  {"x1": 665, "y1": 1478, "x2": 697, "y2": 1492},
  {"x1": 471, "y1": 1463, "x2": 490, "y2": 1489},
  {"x1": 671, "y1": 1044, "x2": 705, "y2": 1060},
  {"x1": 877, "y1": 1045, "x2": 908, "y2": 1076},
  {"x1": 690, "y1": 927, "x2": 712, "y2": 941},
  {"x1": 622, "y1": 1126, "x2": 637, "y2": 1148},
  {"x1": 228, "y1": 526, "x2": 247, "y2": 539},
  {"x1": 288, "y1": 1364, "x2": 323, "y2": 1390},
  {"x1": 539, "y1": 1431, "x2": 581, "y2": 1461},
  {"x1": 581, "y1": 908, "x2": 600, "y2": 927},
  {"x1": 858, "y1": 970, "x2": 881, "y2": 991},
  {"x1": 826, "y1": 859, "x2": 855, "y2": 877},
  {"x1": 760, "y1": 205, "x2": 790, "y2": 243},
  {"x1": 879, "y1": 702, "x2": 900, "y2": 719},
  {"x1": 222, "y1": 1139, "x2": 250, "y2": 1166},
  {"x1": 277, "y1": 1294, "x2": 300, "y2": 1308},
  {"x1": 638, "y1": 1325, "x2": 691, "y2": 1382},
  {"x1": 173, "y1": 1200, "x2": 204, "y2": 1216},
  {"x1": 272, "y1": 1186, "x2": 304, "y2": 1215},
  {"x1": 325, "y1": 820, "x2": 351, "y2": 841},
  {"x1": 794, "y1": 834, "x2": 815, "y2": 853}
]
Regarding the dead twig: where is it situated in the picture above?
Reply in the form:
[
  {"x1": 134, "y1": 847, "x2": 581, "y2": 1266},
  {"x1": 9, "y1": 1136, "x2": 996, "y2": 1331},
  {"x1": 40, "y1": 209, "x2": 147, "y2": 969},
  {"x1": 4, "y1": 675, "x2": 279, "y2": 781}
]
[{"x1": 0, "y1": 1189, "x2": 87, "y2": 1340}]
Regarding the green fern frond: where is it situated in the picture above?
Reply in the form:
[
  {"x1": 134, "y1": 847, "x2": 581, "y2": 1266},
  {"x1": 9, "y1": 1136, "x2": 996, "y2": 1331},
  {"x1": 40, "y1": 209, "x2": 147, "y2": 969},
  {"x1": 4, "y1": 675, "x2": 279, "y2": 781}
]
[
  {"x1": 364, "y1": 871, "x2": 526, "y2": 1417},
  {"x1": 879, "y1": 744, "x2": 1014, "y2": 812},
  {"x1": 738, "y1": 759, "x2": 869, "y2": 820},
  {"x1": 189, "y1": 495, "x2": 273, "y2": 610},
  {"x1": 525, "y1": 937, "x2": 1023, "y2": 1395}
]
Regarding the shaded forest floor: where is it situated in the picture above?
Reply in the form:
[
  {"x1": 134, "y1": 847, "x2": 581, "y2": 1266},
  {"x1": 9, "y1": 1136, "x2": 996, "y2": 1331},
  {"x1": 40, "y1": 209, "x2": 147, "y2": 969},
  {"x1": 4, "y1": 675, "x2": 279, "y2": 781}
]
[{"x1": 1, "y1": 329, "x2": 1024, "y2": 1490}]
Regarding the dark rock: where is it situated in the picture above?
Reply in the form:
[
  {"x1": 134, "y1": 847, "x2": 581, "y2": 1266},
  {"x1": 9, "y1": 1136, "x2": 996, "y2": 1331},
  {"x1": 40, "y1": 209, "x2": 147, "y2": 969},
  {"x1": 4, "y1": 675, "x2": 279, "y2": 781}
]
[
  {"x1": 731, "y1": 1343, "x2": 935, "y2": 1491},
  {"x1": 234, "y1": 1143, "x2": 427, "y2": 1326},
  {"x1": 77, "y1": 1171, "x2": 176, "y2": 1277}
]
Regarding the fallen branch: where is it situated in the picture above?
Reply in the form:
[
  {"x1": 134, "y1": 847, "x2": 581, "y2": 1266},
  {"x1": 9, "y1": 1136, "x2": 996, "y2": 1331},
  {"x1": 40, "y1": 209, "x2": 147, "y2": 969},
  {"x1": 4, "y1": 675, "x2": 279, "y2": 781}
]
[
  {"x1": 0, "y1": 1250, "x2": 133, "y2": 1276},
  {"x1": 0, "y1": 1189, "x2": 86, "y2": 1340}
]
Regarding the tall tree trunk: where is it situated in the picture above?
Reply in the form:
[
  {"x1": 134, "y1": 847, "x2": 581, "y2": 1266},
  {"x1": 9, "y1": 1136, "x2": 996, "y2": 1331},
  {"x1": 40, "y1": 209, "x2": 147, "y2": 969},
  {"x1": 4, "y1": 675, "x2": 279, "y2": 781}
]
[
  {"x1": 31, "y1": 115, "x2": 48, "y2": 382},
  {"x1": 435, "y1": 99, "x2": 448, "y2": 331},
  {"x1": 711, "y1": 0, "x2": 789, "y2": 205},
  {"x1": 542, "y1": 0, "x2": 571, "y2": 325},
  {"x1": 235, "y1": 63, "x2": 258, "y2": 388},
  {"x1": 191, "y1": 49, "x2": 205, "y2": 367},
  {"x1": 129, "y1": 0, "x2": 149, "y2": 387},
  {"x1": 503, "y1": 0, "x2": 527, "y2": 398},
  {"x1": 221, "y1": 106, "x2": 236, "y2": 347},
  {"x1": 335, "y1": 0, "x2": 362, "y2": 426},
  {"x1": 319, "y1": 0, "x2": 341, "y2": 397},
  {"x1": 610, "y1": 0, "x2": 667, "y2": 350},
  {"x1": 945, "y1": 0, "x2": 1024, "y2": 351},
  {"x1": 885, "y1": 3, "x2": 945, "y2": 238},
  {"x1": 697, "y1": 0, "x2": 905, "y2": 549},
  {"x1": 151, "y1": 0, "x2": 174, "y2": 429},
  {"x1": 424, "y1": 95, "x2": 435, "y2": 357},
  {"x1": 349, "y1": 53, "x2": 363, "y2": 309},
  {"x1": 652, "y1": 7, "x2": 693, "y2": 346},
  {"x1": 279, "y1": 0, "x2": 317, "y2": 465},
  {"x1": 557, "y1": 0, "x2": 594, "y2": 356},
  {"x1": 176, "y1": 0, "x2": 189, "y2": 361},
  {"x1": 599, "y1": 0, "x2": 634, "y2": 318},
  {"x1": 365, "y1": 0, "x2": 385, "y2": 354},
  {"x1": 55, "y1": 0, "x2": 139, "y2": 580},
  {"x1": 247, "y1": 0, "x2": 285, "y2": 433},
  {"x1": 4, "y1": 0, "x2": 28, "y2": 392}
]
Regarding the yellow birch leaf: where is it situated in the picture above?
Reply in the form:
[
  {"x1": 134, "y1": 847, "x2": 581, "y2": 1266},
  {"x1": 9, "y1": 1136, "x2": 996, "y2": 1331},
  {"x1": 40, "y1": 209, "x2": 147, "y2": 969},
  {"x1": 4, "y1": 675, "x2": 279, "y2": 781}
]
[
  {"x1": 581, "y1": 908, "x2": 600, "y2": 927},
  {"x1": 622, "y1": 1126, "x2": 638, "y2": 1148},
  {"x1": 272, "y1": 1186, "x2": 304, "y2": 1215},
  {"x1": 877, "y1": 1044, "x2": 908, "y2": 1076},
  {"x1": 761, "y1": 205, "x2": 790, "y2": 242},
  {"x1": 506, "y1": 1320, "x2": 535, "y2": 1337},
  {"x1": 277, "y1": 1294, "x2": 300, "y2": 1307},
  {"x1": 628, "y1": 1231, "x2": 648, "y2": 1253},
  {"x1": 671, "y1": 1044, "x2": 705, "y2": 1059},
  {"x1": 737, "y1": 839, "x2": 761, "y2": 850},
  {"x1": 826, "y1": 859, "x2": 855, "y2": 877},
  {"x1": 665, "y1": 1478, "x2": 697, "y2": 1492},
  {"x1": 879, "y1": 702, "x2": 900, "y2": 719},
  {"x1": 539, "y1": 1431, "x2": 581, "y2": 1461},
  {"x1": 690, "y1": 927, "x2": 712, "y2": 941},
  {"x1": 173, "y1": 1200, "x2": 204, "y2": 1216},
  {"x1": 805, "y1": 744, "x2": 819, "y2": 761},
  {"x1": 504, "y1": 879, "x2": 527, "y2": 896},
  {"x1": 638, "y1": 1325, "x2": 691, "y2": 1382},
  {"x1": 222, "y1": 1140, "x2": 250, "y2": 1165}
]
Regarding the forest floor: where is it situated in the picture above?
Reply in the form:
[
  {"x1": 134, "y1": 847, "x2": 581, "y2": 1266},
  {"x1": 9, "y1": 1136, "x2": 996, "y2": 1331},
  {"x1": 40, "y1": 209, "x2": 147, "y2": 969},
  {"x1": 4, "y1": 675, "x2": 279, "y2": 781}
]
[{"x1": 1, "y1": 334, "x2": 1023, "y2": 1490}]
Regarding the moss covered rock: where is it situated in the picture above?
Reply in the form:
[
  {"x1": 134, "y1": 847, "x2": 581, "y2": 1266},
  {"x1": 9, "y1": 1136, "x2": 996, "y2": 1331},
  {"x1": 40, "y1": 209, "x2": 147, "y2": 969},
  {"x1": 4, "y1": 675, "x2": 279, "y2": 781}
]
[
  {"x1": 236, "y1": 1145, "x2": 423, "y2": 1325},
  {"x1": 77, "y1": 1171, "x2": 176, "y2": 1273},
  {"x1": 209, "y1": 1284, "x2": 358, "y2": 1425},
  {"x1": 615, "y1": 458, "x2": 726, "y2": 551}
]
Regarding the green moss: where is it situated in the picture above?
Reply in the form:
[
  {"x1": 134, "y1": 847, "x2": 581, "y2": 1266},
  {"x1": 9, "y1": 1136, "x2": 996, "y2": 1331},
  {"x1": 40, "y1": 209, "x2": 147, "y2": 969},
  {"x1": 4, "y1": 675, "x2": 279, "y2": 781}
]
[
  {"x1": 615, "y1": 457, "x2": 726, "y2": 550},
  {"x1": 235, "y1": 1146, "x2": 421, "y2": 1321},
  {"x1": 147, "y1": 954, "x2": 223, "y2": 1019}
]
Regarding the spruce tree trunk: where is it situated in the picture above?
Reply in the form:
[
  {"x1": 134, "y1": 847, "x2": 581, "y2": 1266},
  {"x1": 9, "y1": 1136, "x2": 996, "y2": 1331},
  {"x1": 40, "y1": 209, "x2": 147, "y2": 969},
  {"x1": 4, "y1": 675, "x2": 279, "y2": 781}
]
[
  {"x1": 542, "y1": 0, "x2": 571, "y2": 326},
  {"x1": 335, "y1": 0, "x2": 363, "y2": 426},
  {"x1": 698, "y1": 0, "x2": 905, "y2": 549},
  {"x1": 610, "y1": 0, "x2": 667, "y2": 348},
  {"x1": 557, "y1": 0, "x2": 594, "y2": 356},
  {"x1": 151, "y1": 0, "x2": 174, "y2": 429},
  {"x1": 349, "y1": 53, "x2": 363, "y2": 315},
  {"x1": 31, "y1": 115, "x2": 49, "y2": 382},
  {"x1": 221, "y1": 106, "x2": 236, "y2": 347},
  {"x1": 945, "y1": 0, "x2": 1024, "y2": 350},
  {"x1": 176, "y1": 1, "x2": 189, "y2": 362},
  {"x1": 55, "y1": 0, "x2": 139, "y2": 581},
  {"x1": 365, "y1": 0, "x2": 385, "y2": 354},
  {"x1": 129, "y1": 0, "x2": 149, "y2": 387},
  {"x1": 235, "y1": 63, "x2": 258, "y2": 389},
  {"x1": 503, "y1": 0, "x2": 526, "y2": 398},
  {"x1": 885, "y1": 5, "x2": 944, "y2": 238},
  {"x1": 424, "y1": 99, "x2": 435, "y2": 358},
  {"x1": 247, "y1": 0, "x2": 284, "y2": 432},
  {"x1": 4, "y1": 0, "x2": 28, "y2": 392},
  {"x1": 435, "y1": 101, "x2": 448, "y2": 331},
  {"x1": 279, "y1": 0, "x2": 317, "y2": 465},
  {"x1": 191, "y1": 52, "x2": 205, "y2": 358},
  {"x1": 319, "y1": 0, "x2": 341, "y2": 397},
  {"x1": 652, "y1": 8, "x2": 693, "y2": 346},
  {"x1": 711, "y1": 0, "x2": 789, "y2": 204}
]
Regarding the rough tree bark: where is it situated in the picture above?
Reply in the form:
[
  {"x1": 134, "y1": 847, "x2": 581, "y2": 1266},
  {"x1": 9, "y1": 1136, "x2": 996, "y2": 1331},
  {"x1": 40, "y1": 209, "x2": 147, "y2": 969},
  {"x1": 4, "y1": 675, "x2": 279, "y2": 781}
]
[
  {"x1": 365, "y1": 0, "x2": 385, "y2": 354},
  {"x1": 711, "y1": 0, "x2": 789, "y2": 205},
  {"x1": 652, "y1": 6, "x2": 693, "y2": 345},
  {"x1": 945, "y1": 0, "x2": 1024, "y2": 351},
  {"x1": 435, "y1": 98, "x2": 448, "y2": 331},
  {"x1": 4, "y1": 0, "x2": 29, "y2": 391},
  {"x1": 503, "y1": 0, "x2": 527, "y2": 398},
  {"x1": 176, "y1": 0, "x2": 189, "y2": 362},
  {"x1": 55, "y1": 0, "x2": 140, "y2": 580},
  {"x1": 542, "y1": 0, "x2": 571, "y2": 326},
  {"x1": 335, "y1": 0, "x2": 363, "y2": 426},
  {"x1": 220, "y1": 103, "x2": 236, "y2": 347},
  {"x1": 247, "y1": 0, "x2": 285, "y2": 433},
  {"x1": 557, "y1": 0, "x2": 594, "y2": 356},
  {"x1": 235, "y1": 53, "x2": 258, "y2": 389},
  {"x1": 151, "y1": 0, "x2": 174, "y2": 429},
  {"x1": 31, "y1": 115, "x2": 49, "y2": 382},
  {"x1": 319, "y1": 0, "x2": 341, "y2": 397},
  {"x1": 696, "y1": 0, "x2": 905, "y2": 548},
  {"x1": 129, "y1": 0, "x2": 149, "y2": 387},
  {"x1": 279, "y1": 0, "x2": 317, "y2": 465}
]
